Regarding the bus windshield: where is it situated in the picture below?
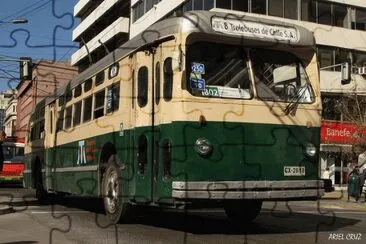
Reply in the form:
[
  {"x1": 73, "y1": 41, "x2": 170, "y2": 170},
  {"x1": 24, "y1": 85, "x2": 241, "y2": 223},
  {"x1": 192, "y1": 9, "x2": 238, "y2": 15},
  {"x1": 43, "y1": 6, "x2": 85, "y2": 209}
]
[
  {"x1": 186, "y1": 42, "x2": 252, "y2": 99},
  {"x1": 186, "y1": 42, "x2": 314, "y2": 103},
  {"x1": 3, "y1": 145, "x2": 24, "y2": 161},
  {"x1": 251, "y1": 48, "x2": 314, "y2": 103}
]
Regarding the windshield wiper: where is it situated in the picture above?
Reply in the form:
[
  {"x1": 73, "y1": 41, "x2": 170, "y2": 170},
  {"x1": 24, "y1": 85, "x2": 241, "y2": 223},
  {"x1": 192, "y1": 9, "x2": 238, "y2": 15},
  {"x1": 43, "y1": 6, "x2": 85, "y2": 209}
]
[{"x1": 284, "y1": 84, "x2": 309, "y2": 115}]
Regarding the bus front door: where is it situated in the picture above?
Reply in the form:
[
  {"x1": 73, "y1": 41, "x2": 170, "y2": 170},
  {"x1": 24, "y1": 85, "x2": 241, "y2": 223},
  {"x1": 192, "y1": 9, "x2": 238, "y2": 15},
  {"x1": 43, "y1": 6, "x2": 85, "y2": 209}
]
[{"x1": 132, "y1": 47, "x2": 160, "y2": 203}]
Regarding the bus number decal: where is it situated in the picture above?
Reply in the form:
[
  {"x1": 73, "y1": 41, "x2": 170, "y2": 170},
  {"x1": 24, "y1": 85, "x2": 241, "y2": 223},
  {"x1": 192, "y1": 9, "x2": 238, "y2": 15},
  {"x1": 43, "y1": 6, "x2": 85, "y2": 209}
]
[
  {"x1": 191, "y1": 62, "x2": 205, "y2": 74},
  {"x1": 201, "y1": 87, "x2": 219, "y2": 97}
]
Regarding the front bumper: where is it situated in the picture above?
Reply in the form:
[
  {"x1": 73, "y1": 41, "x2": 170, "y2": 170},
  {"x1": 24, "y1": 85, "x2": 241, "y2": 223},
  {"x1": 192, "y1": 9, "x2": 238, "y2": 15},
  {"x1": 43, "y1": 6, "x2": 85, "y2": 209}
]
[{"x1": 172, "y1": 180, "x2": 324, "y2": 200}]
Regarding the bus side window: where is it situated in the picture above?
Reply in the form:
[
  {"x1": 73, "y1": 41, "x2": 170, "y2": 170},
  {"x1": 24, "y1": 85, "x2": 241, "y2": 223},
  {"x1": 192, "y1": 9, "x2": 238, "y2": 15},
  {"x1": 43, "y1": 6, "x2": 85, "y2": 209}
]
[
  {"x1": 39, "y1": 120, "x2": 45, "y2": 139},
  {"x1": 64, "y1": 106, "x2": 73, "y2": 129},
  {"x1": 94, "y1": 90, "x2": 105, "y2": 119},
  {"x1": 56, "y1": 110, "x2": 64, "y2": 132},
  {"x1": 84, "y1": 79, "x2": 92, "y2": 92},
  {"x1": 138, "y1": 66, "x2": 148, "y2": 107},
  {"x1": 106, "y1": 83, "x2": 120, "y2": 113},
  {"x1": 73, "y1": 101, "x2": 82, "y2": 126},
  {"x1": 95, "y1": 71, "x2": 105, "y2": 86},
  {"x1": 155, "y1": 62, "x2": 161, "y2": 105},
  {"x1": 163, "y1": 57, "x2": 173, "y2": 101},
  {"x1": 83, "y1": 96, "x2": 93, "y2": 123}
]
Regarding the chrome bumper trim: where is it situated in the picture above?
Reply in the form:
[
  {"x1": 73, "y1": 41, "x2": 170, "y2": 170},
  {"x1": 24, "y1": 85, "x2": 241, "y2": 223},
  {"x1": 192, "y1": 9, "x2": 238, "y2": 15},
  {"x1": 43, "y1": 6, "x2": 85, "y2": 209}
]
[
  {"x1": 172, "y1": 189, "x2": 324, "y2": 199},
  {"x1": 172, "y1": 180, "x2": 324, "y2": 190}
]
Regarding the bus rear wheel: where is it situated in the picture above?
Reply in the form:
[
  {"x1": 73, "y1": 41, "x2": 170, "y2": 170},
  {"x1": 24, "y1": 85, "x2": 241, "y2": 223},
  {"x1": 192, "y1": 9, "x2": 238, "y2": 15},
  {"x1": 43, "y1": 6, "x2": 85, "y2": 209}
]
[
  {"x1": 224, "y1": 200, "x2": 262, "y2": 224},
  {"x1": 102, "y1": 156, "x2": 130, "y2": 224}
]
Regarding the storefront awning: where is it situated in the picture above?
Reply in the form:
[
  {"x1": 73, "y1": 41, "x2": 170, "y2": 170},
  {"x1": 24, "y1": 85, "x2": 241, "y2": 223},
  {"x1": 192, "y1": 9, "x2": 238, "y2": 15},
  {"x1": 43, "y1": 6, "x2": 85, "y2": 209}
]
[{"x1": 320, "y1": 144, "x2": 353, "y2": 153}]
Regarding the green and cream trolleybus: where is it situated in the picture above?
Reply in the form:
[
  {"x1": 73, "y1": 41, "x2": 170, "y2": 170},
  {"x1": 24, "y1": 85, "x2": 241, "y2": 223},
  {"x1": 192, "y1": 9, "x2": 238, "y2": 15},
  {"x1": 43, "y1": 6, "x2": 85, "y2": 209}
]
[{"x1": 24, "y1": 11, "x2": 325, "y2": 223}]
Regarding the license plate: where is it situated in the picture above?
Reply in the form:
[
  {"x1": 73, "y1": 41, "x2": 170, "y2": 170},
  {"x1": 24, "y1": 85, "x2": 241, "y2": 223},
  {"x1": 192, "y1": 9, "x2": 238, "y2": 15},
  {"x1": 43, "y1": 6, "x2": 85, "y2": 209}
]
[{"x1": 284, "y1": 166, "x2": 305, "y2": 176}]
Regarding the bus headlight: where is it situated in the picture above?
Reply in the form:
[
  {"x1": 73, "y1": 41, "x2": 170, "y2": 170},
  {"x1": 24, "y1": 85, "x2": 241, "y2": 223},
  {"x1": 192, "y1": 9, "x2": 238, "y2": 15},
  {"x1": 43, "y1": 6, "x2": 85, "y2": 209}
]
[
  {"x1": 306, "y1": 143, "x2": 316, "y2": 157},
  {"x1": 194, "y1": 138, "x2": 212, "y2": 156}
]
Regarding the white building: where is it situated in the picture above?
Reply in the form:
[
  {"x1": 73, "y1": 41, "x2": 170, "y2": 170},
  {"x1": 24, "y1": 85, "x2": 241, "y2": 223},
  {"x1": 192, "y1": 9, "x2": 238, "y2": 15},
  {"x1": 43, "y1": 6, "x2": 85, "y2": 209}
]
[
  {"x1": 72, "y1": 0, "x2": 366, "y2": 188},
  {"x1": 4, "y1": 95, "x2": 17, "y2": 138},
  {"x1": 0, "y1": 90, "x2": 14, "y2": 131}
]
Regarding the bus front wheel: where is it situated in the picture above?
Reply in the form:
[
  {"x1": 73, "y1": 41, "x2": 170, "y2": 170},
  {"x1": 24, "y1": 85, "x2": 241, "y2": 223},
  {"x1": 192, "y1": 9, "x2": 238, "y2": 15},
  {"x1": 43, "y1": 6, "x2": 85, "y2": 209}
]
[
  {"x1": 102, "y1": 156, "x2": 131, "y2": 224},
  {"x1": 224, "y1": 200, "x2": 262, "y2": 224}
]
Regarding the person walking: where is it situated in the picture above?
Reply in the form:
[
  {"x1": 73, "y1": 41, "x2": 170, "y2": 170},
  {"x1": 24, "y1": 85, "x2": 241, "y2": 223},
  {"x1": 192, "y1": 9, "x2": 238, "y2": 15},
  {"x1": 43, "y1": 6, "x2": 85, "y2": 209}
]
[{"x1": 358, "y1": 147, "x2": 366, "y2": 201}]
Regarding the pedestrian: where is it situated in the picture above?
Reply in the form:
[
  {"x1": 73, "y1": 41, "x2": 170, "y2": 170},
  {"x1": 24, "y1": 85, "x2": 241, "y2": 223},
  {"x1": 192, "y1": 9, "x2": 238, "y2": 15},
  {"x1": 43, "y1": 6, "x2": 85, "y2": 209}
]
[
  {"x1": 322, "y1": 167, "x2": 330, "y2": 179},
  {"x1": 348, "y1": 165, "x2": 361, "y2": 202}
]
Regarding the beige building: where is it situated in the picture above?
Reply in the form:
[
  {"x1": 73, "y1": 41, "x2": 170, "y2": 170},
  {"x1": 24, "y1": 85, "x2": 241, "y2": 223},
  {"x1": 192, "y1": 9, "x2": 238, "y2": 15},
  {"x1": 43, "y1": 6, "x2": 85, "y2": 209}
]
[{"x1": 15, "y1": 60, "x2": 78, "y2": 140}]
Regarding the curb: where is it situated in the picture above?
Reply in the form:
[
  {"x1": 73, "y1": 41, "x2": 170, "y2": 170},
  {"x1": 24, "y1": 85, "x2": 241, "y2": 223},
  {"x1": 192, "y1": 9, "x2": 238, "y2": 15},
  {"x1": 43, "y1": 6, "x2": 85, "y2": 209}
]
[{"x1": 0, "y1": 204, "x2": 15, "y2": 215}]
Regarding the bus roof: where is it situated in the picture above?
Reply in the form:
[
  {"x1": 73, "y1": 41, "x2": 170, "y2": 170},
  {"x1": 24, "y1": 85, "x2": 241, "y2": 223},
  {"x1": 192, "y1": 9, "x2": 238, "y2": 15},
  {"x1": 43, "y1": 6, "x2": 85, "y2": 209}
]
[{"x1": 41, "y1": 10, "x2": 315, "y2": 107}]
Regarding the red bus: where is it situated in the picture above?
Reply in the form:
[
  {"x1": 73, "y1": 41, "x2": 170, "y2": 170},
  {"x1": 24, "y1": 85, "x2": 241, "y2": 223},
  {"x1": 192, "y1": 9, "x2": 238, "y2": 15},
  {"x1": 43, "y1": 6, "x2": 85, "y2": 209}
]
[{"x1": 0, "y1": 138, "x2": 25, "y2": 184}]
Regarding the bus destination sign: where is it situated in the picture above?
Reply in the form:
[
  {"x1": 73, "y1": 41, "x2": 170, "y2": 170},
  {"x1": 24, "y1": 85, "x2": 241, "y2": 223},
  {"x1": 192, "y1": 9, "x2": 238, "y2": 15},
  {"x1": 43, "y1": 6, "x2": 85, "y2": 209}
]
[{"x1": 211, "y1": 17, "x2": 299, "y2": 43}]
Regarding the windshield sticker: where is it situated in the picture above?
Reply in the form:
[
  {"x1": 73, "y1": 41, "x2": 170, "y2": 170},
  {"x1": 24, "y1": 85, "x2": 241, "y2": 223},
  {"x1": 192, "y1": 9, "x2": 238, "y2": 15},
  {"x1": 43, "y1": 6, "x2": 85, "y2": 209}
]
[
  {"x1": 190, "y1": 72, "x2": 202, "y2": 79},
  {"x1": 191, "y1": 62, "x2": 205, "y2": 74},
  {"x1": 201, "y1": 86, "x2": 251, "y2": 99},
  {"x1": 201, "y1": 86, "x2": 219, "y2": 97},
  {"x1": 190, "y1": 78, "x2": 206, "y2": 91}
]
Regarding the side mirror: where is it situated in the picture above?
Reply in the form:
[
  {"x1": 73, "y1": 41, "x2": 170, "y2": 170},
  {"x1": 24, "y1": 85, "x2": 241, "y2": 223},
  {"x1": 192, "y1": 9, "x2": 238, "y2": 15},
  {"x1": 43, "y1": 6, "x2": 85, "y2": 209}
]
[{"x1": 341, "y1": 61, "x2": 351, "y2": 85}]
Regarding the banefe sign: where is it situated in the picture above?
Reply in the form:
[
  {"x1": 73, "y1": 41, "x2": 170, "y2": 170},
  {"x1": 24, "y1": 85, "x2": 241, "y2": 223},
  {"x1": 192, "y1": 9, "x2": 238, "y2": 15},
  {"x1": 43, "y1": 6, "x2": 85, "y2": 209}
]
[
  {"x1": 321, "y1": 121, "x2": 366, "y2": 144},
  {"x1": 211, "y1": 17, "x2": 299, "y2": 43}
]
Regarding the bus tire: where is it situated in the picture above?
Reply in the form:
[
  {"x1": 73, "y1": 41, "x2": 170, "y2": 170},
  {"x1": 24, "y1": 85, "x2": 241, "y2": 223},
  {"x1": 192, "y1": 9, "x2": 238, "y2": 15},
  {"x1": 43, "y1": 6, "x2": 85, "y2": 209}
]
[
  {"x1": 102, "y1": 155, "x2": 130, "y2": 224},
  {"x1": 224, "y1": 200, "x2": 262, "y2": 224}
]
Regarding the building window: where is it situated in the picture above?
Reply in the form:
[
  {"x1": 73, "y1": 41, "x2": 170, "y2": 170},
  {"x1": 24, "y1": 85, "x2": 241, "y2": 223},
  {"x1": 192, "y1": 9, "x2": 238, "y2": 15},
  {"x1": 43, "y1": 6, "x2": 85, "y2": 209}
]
[
  {"x1": 333, "y1": 4, "x2": 348, "y2": 28},
  {"x1": 83, "y1": 96, "x2": 93, "y2": 122},
  {"x1": 232, "y1": 0, "x2": 248, "y2": 12},
  {"x1": 216, "y1": 0, "x2": 231, "y2": 9},
  {"x1": 268, "y1": 0, "x2": 283, "y2": 17},
  {"x1": 106, "y1": 83, "x2": 120, "y2": 113},
  {"x1": 252, "y1": 0, "x2": 266, "y2": 14},
  {"x1": 352, "y1": 8, "x2": 366, "y2": 31},
  {"x1": 301, "y1": 0, "x2": 316, "y2": 23},
  {"x1": 64, "y1": 106, "x2": 72, "y2": 129},
  {"x1": 194, "y1": 0, "x2": 203, "y2": 10},
  {"x1": 204, "y1": 0, "x2": 214, "y2": 10},
  {"x1": 335, "y1": 49, "x2": 349, "y2": 71},
  {"x1": 94, "y1": 90, "x2": 105, "y2": 119},
  {"x1": 318, "y1": 46, "x2": 334, "y2": 70},
  {"x1": 183, "y1": 0, "x2": 193, "y2": 11},
  {"x1": 138, "y1": 66, "x2": 148, "y2": 107},
  {"x1": 317, "y1": 1, "x2": 332, "y2": 25},
  {"x1": 352, "y1": 51, "x2": 366, "y2": 68},
  {"x1": 132, "y1": 0, "x2": 146, "y2": 23},
  {"x1": 284, "y1": 0, "x2": 297, "y2": 20},
  {"x1": 73, "y1": 101, "x2": 82, "y2": 126}
]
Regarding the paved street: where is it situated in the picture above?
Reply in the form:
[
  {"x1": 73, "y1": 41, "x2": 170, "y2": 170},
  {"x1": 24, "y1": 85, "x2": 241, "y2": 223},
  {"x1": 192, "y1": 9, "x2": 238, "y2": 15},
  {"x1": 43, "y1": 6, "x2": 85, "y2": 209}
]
[{"x1": 1, "y1": 185, "x2": 366, "y2": 244}]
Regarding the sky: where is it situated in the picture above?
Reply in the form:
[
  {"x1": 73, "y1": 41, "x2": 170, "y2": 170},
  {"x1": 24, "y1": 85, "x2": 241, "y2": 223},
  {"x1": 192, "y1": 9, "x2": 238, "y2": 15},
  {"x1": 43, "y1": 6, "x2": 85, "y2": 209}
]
[{"x1": 0, "y1": 0, "x2": 79, "y2": 92}]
